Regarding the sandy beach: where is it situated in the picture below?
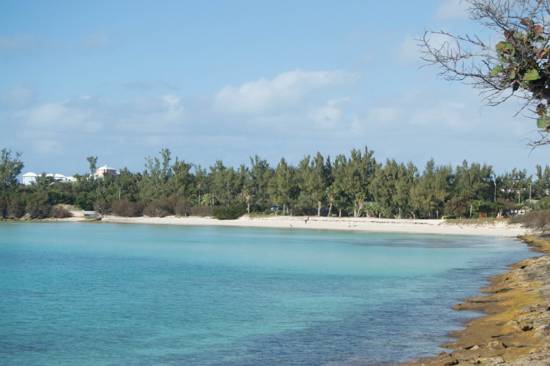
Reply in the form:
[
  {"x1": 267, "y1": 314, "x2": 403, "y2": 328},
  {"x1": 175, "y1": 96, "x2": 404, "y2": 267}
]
[{"x1": 99, "y1": 215, "x2": 528, "y2": 237}]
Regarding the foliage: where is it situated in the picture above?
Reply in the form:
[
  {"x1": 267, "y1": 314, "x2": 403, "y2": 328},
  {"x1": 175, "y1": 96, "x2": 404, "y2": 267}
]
[
  {"x1": 421, "y1": 0, "x2": 550, "y2": 146},
  {"x1": 143, "y1": 198, "x2": 174, "y2": 217},
  {"x1": 25, "y1": 192, "x2": 51, "y2": 219},
  {"x1": 0, "y1": 149, "x2": 24, "y2": 193},
  {"x1": 212, "y1": 202, "x2": 247, "y2": 220},
  {"x1": 3, "y1": 147, "x2": 550, "y2": 221},
  {"x1": 511, "y1": 210, "x2": 550, "y2": 233},
  {"x1": 111, "y1": 199, "x2": 144, "y2": 217},
  {"x1": 49, "y1": 205, "x2": 73, "y2": 218}
]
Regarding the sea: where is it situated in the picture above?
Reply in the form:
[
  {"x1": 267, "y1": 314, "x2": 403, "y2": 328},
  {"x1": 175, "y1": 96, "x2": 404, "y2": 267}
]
[{"x1": 0, "y1": 222, "x2": 534, "y2": 365}]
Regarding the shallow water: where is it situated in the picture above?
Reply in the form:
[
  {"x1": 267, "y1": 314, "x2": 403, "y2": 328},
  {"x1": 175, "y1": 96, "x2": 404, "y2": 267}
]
[{"x1": 0, "y1": 223, "x2": 534, "y2": 365}]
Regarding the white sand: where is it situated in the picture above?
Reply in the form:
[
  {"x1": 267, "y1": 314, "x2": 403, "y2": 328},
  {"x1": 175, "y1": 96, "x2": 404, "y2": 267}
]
[{"x1": 100, "y1": 215, "x2": 528, "y2": 237}]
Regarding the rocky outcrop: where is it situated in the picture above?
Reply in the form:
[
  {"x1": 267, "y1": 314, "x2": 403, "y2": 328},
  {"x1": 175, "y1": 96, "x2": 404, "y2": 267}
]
[{"x1": 404, "y1": 235, "x2": 550, "y2": 366}]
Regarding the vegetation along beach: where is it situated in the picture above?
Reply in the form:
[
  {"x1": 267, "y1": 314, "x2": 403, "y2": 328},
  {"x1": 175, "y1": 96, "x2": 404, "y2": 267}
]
[{"x1": 1, "y1": 0, "x2": 550, "y2": 365}]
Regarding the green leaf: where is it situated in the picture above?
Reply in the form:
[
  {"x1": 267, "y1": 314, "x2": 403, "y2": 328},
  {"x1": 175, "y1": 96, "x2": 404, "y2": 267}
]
[
  {"x1": 496, "y1": 41, "x2": 513, "y2": 53},
  {"x1": 537, "y1": 116, "x2": 550, "y2": 129},
  {"x1": 523, "y1": 69, "x2": 540, "y2": 81},
  {"x1": 490, "y1": 65, "x2": 504, "y2": 76}
]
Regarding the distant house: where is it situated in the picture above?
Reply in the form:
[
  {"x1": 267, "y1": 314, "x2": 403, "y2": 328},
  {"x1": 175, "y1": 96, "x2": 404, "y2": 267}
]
[
  {"x1": 94, "y1": 165, "x2": 118, "y2": 178},
  {"x1": 22, "y1": 172, "x2": 38, "y2": 185},
  {"x1": 51, "y1": 173, "x2": 76, "y2": 183},
  {"x1": 21, "y1": 172, "x2": 76, "y2": 185}
]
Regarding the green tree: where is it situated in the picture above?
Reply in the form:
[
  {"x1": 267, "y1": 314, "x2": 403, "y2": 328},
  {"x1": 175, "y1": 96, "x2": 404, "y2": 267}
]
[
  {"x1": 269, "y1": 158, "x2": 294, "y2": 215},
  {"x1": 411, "y1": 160, "x2": 451, "y2": 219},
  {"x1": 329, "y1": 154, "x2": 352, "y2": 217},
  {"x1": 0, "y1": 149, "x2": 24, "y2": 218},
  {"x1": 347, "y1": 147, "x2": 377, "y2": 217},
  {"x1": 248, "y1": 156, "x2": 272, "y2": 211},
  {"x1": 0, "y1": 149, "x2": 24, "y2": 192},
  {"x1": 86, "y1": 156, "x2": 98, "y2": 176}
]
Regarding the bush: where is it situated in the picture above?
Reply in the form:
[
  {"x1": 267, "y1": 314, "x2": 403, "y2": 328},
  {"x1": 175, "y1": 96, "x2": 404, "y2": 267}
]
[
  {"x1": 187, "y1": 206, "x2": 212, "y2": 217},
  {"x1": 112, "y1": 199, "x2": 143, "y2": 217},
  {"x1": 0, "y1": 197, "x2": 6, "y2": 218},
  {"x1": 4, "y1": 195, "x2": 26, "y2": 219},
  {"x1": 75, "y1": 192, "x2": 95, "y2": 211},
  {"x1": 25, "y1": 193, "x2": 51, "y2": 219},
  {"x1": 143, "y1": 198, "x2": 174, "y2": 217},
  {"x1": 212, "y1": 202, "x2": 246, "y2": 220},
  {"x1": 536, "y1": 197, "x2": 550, "y2": 210},
  {"x1": 49, "y1": 205, "x2": 72, "y2": 218},
  {"x1": 93, "y1": 199, "x2": 111, "y2": 214},
  {"x1": 511, "y1": 210, "x2": 550, "y2": 233},
  {"x1": 174, "y1": 200, "x2": 190, "y2": 217}
]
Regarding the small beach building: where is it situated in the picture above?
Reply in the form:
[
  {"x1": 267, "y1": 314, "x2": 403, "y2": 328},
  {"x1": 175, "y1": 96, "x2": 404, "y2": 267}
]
[
  {"x1": 21, "y1": 172, "x2": 38, "y2": 185},
  {"x1": 95, "y1": 165, "x2": 118, "y2": 178}
]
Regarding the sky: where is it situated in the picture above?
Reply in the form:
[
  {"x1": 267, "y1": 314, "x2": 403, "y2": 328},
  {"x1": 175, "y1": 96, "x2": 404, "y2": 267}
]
[{"x1": 0, "y1": 0, "x2": 547, "y2": 175}]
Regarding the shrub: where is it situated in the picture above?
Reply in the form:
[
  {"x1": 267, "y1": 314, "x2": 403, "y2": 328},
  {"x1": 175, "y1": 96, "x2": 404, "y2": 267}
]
[
  {"x1": 112, "y1": 199, "x2": 143, "y2": 217},
  {"x1": 174, "y1": 200, "x2": 190, "y2": 217},
  {"x1": 6, "y1": 197, "x2": 25, "y2": 219},
  {"x1": 25, "y1": 193, "x2": 51, "y2": 219},
  {"x1": 511, "y1": 210, "x2": 550, "y2": 233},
  {"x1": 0, "y1": 197, "x2": 8, "y2": 218},
  {"x1": 49, "y1": 205, "x2": 73, "y2": 218},
  {"x1": 143, "y1": 198, "x2": 174, "y2": 217},
  {"x1": 93, "y1": 199, "x2": 111, "y2": 215},
  {"x1": 212, "y1": 202, "x2": 246, "y2": 220},
  {"x1": 187, "y1": 206, "x2": 212, "y2": 217},
  {"x1": 75, "y1": 192, "x2": 95, "y2": 211},
  {"x1": 536, "y1": 197, "x2": 550, "y2": 210}
]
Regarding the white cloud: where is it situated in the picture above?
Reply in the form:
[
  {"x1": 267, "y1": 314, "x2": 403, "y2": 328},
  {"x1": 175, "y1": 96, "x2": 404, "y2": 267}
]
[
  {"x1": 9, "y1": 94, "x2": 187, "y2": 155},
  {"x1": 308, "y1": 98, "x2": 350, "y2": 128},
  {"x1": 436, "y1": 0, "x2": 470, "y2": 20},
  {"x1": 22, "y1": 99, "x2": 102, "y2": 133},
  {"x1": 214, "y1": 69, "x2": 358, "y2": 115},
  {"x1": 410, "y1": 101, "x2": 474, "y2": 129}
]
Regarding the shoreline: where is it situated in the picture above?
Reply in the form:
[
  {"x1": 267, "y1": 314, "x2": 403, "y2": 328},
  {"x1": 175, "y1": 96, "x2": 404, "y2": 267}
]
[
  {"x1": 404, "y1": 235, "x2": 550, "y2": 366},
  {"x1": 99, "y1": 215, "x2": 527, "y2": 237}
]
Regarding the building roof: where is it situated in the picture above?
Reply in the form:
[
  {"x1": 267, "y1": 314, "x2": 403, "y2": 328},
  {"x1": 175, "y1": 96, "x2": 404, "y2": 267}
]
[
  {"x1": 22, "y1": 172, "x2": 38, "y2": 177},
  {"x1": 97, "y1": 165, "x2": 116, "y2": 170}
]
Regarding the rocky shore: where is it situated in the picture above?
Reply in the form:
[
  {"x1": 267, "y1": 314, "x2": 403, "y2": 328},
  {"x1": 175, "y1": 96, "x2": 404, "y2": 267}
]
[{"x1": 404, "y1": 235, "x2": 550, "y2": 366}]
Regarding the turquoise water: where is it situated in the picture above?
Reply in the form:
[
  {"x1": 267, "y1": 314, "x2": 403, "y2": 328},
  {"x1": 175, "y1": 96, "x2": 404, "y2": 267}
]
[{"x1": 0, "y1": 223, "x2": 534, "y2": 365}]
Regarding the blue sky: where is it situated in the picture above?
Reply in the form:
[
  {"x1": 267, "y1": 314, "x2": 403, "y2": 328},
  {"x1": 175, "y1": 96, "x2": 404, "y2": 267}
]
[{"x1": 0, "y1": 0, "x2": 546, "y2": 175}]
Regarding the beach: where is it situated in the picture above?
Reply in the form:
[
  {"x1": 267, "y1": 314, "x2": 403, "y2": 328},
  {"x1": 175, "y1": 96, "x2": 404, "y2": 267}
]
[{"x1": 99, "y1": 215, "x2": 528, "y2": 237}]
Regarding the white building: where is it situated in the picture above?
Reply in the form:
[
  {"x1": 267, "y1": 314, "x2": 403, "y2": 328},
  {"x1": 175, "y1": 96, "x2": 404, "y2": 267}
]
[
  {"x1": 94, "y1": 165, "x2": 118, "y2": 178},
  {"x1": 21, "y1": 172, "x2": 77, "y2": 185},
  {"x1": 22, "y1": 172, "x2": 38, "y2": 185}
]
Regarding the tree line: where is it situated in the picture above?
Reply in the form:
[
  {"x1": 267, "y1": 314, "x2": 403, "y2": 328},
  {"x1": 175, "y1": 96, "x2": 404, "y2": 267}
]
[{"x1": 1, "y1": 147, "x2": 549, "y2": 220}]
